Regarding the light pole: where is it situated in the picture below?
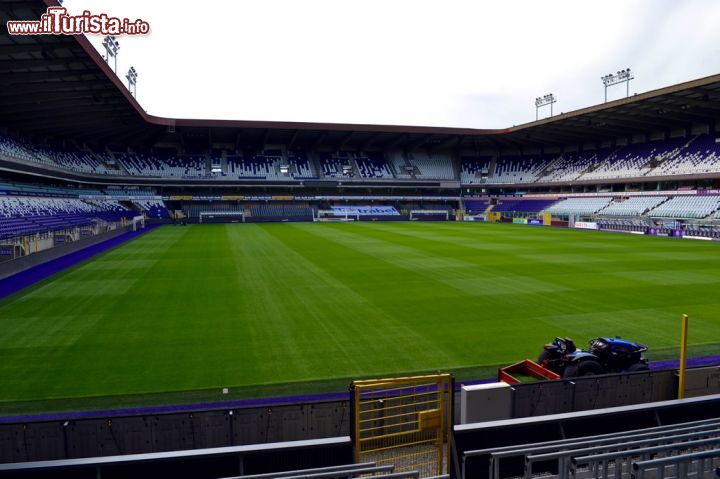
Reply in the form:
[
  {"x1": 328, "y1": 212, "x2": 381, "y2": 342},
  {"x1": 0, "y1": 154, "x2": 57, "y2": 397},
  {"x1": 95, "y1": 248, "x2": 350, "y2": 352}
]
[
  {"x1": 535, "y1": 93, "x2": 557, "y2": 121},
  {"x1": 102, "y1": 36, "x2": 120, "y2": 73},
  {"x1": 601, "y1": 68, "x2": 634, "y2": 102},
  {"x1": 126, "y1": 67, "x2": 138, "y2": 97}
]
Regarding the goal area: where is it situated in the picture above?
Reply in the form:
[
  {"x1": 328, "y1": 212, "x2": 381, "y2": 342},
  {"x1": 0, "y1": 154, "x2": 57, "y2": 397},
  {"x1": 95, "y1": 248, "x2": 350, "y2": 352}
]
[
  {"x1": 314, "y1": 210, "x2": 360, "y2": 222},
  {"x1": 199, "y1": 211, "x2": 245, "y2": 224},
  {"x1": 409, "y1": 209, "x2": 450, "y2": 221},
  {"x1": 131, "y1": 215, "x2": 145, "y2": 231}
]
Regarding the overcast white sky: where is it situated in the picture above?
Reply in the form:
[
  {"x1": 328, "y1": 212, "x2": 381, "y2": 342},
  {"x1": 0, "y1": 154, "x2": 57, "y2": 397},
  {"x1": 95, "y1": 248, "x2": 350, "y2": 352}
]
[{"x1": 66, "y1": 0, "x2": 720, "y2": 129}]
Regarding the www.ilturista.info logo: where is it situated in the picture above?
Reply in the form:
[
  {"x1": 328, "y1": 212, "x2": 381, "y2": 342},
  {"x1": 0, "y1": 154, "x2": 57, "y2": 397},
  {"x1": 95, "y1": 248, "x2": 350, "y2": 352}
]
[{"x1": 6, "y1": 7, "x2": 150, "y2": 36}]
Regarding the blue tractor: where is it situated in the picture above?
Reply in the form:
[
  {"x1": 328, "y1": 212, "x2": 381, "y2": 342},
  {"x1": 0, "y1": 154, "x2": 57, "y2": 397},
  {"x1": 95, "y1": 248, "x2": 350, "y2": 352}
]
[{"x1": 538, "y1": 336, "x2": 649, "y2": 378}]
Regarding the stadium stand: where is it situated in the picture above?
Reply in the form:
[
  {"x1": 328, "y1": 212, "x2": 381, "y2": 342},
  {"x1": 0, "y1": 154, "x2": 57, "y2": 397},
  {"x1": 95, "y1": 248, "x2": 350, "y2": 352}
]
[
  {"x1": 5, "y1": 131, "x2": 720, "y2": 186},
  {"x1": 647, "y1": 134, "x2": 720, "y2": 176},
  {"x1": 463, "y1": 199, "x2": 490, "y2": 213},
  {"x1": 598, "y1": 217, "x2": 649, "y2": 233},
  {"x1": 116, "y1": 151, "x2": 206, "y2": 178},
  {"x1": 460, "y1": 156, "x2": 492, "y2": 184},
  {"x1": 545, "y1": 197, "x2": 613, "y2": 217},
  {"x1": 318, "y1": 152, "x2": 354, "y2": 178},
  {"x1": 134, "y1": 200, "x2": 170, "y2": 220},
  {"x1": 537, "y1": 150, "x2": 609, "y2": 183},
  {"x1": 226, "y1": 150, "x2": 288, "y2": 179},
  {"x1": 492, "y1": 199, "x2": 557, "y2": 213},
  {"x1": 406, "y1": 152, "x2": 455, "y2": 180},
  {"x1": 485, "y1": 154, "x2": 555, "y2": 184},
  {"x1": 250, "y1": 204, "x2": 314, "y2": 218},
  {"x1": 579, "y1": 138, "x2": 687, "y2": 180},
  {"x1": 598, "y1": 196, "x2": 669, "y2": 216},
  {"x1": 287, "y1": 150, "x2": 317, "y2": 178},
  {"x1": 0, "y1": 196, "x2": 133, "y2": 239},
  {"x1": 33, "y1": 145, "x2": 111, "y2": 175},
  {"x1": 353, "y1": 152, "x2": 394, "y2": 179},
  {"x1": 647, "y1": 195, "x2": 720, "y2": 218},
  {"x1": 0, "y1": 134, "x2": 54, "y2": 166},
  {"x1": 182, "y1": 203, "x2": 244, "y2": 218},
  {"x1": 385, "y1": 151, "x2": 455, "y2": 180}
]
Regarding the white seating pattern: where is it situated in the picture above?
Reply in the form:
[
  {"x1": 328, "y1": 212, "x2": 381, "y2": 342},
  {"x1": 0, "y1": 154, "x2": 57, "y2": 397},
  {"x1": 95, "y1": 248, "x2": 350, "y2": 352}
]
[
  {"x1": 647, "y1": 135, "x2": 720, "y2": 176},
  {"x1": 545, "y1": 197, "x2": 613, "y2": 217},
  {"x1": 460, "y1": 157, "x2": 492, "y2": 184},
  {"x1": 0, "y1": 197, "x2": 125, "y2": 217},
  {"x1": 538, "y1": 151, "x2": 606, "y2": 183},
  {"x1": 647, "y1": 196, "x2": 720, "y2": 219},
  {"x1": 406, "y1": 152, "x2": 455, "y2": 180},
  {"x1": 580, "y1": 139, "x2": 687, "y2": 180},
  {"x1": 486, "y1": 155, "x2": 555, "y2": 184},
  {"x1": 117, "y1": 152, "x2": 206, "y2": 178},
  {"x1": 599, "y1": 196, "x2": 668, "y2": 216}
]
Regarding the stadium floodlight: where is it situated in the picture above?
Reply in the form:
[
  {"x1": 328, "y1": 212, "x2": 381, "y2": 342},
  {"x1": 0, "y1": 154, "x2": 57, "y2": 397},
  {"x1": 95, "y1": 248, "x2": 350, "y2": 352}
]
[
  {"x1": 601, "y1": 68, "x2": 634, "y2": 102},
  {"x1": 535, "y1": 93, "x2": 557, "y2": 120},
  {"x1": 126, "y1": 66, "x2": 138, "y2": 97},
  {"x1": 102, "y1": 36, "x2": 120, "y2": 73}
]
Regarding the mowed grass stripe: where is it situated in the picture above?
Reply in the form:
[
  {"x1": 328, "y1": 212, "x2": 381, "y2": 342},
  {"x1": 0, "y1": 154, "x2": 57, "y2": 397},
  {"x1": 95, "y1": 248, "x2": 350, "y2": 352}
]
[
  {"x1": 229, "y1": 225, "x2": 459, "y2": 380},
  {"x1": 0, "y1": 222, "x2": 718, "y2": 406}
]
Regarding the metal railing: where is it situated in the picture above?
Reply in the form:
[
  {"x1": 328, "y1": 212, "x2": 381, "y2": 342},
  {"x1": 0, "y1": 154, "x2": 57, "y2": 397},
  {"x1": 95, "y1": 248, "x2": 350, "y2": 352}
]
[
  {"x1": 460, "y1": 418, "x2": 720, "y2": 479},
  {"x1": 525, "y1": 429, "x2": 720, "y2": 479},
  {"x1": 631, "y1": 449, "x2": 720, "y2": 479},
  {"x1": 572, "y1": 438, "x2": 720, "y2": 479}
]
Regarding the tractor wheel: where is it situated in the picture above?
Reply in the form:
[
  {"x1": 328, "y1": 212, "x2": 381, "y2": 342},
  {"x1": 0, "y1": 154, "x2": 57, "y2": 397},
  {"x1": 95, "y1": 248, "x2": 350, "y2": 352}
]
[
  {"x1": 562, "y1": 364, "x2": 579, "y2": 378},
  {"x1": 626, "y1": 362, "x2": 650, "y2": 373},
  {"x1": 576, "y1": 360, "x2": 604, "y2": 376}
]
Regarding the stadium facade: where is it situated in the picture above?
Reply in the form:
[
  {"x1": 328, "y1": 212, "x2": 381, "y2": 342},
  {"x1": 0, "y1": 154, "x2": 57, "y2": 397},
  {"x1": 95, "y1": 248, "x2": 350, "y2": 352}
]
[{"x1": 2, "y1": 1, "x2": 720, "y2": 243}]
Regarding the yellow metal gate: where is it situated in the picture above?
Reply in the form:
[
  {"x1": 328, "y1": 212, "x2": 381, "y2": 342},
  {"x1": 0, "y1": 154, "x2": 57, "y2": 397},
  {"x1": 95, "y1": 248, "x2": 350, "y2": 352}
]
[{"x1": 351, "y1": 373, "x2": 454, "y2": 477}]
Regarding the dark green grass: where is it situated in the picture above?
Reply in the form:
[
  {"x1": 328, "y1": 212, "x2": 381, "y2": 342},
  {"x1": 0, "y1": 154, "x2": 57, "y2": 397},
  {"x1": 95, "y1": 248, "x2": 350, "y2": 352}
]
[{"x1": 1, "y1": 222, "x2": 719, "y2": 414}]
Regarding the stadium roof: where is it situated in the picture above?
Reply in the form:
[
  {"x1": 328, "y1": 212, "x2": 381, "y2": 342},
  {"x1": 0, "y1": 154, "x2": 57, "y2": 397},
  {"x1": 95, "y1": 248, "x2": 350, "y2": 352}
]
[{"x1": 2, "y1": 0, "x2": 720, "y2": 151}]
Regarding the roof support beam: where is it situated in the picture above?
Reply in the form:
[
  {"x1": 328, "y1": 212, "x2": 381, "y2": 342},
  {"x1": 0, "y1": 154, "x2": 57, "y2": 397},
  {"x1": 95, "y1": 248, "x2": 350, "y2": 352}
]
[
  {"x1": 311, "y1": 132, "x2": 327, "y2": 150},
  {"x1": 286, "y1": 129, "x2": 299, "y2": 150},
  {"x1": 337, "y1": 131, "x2": 355, "y2": 149}
]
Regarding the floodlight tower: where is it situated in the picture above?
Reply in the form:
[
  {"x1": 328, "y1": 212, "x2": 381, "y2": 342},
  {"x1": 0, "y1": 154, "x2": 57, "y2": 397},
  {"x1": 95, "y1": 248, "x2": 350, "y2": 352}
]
[
  {"x1": 126, "y1": 67, "x2": 138, "y2": 97},
  {"x1": 102, "y1": 36, "x2": 120, "y2": 73},
  {"x1": 601, "y1": 68, "x2": 634, "y2": 102},
  {"x1": 535, "y1": 93, "x2": 557, "y2": 120}
]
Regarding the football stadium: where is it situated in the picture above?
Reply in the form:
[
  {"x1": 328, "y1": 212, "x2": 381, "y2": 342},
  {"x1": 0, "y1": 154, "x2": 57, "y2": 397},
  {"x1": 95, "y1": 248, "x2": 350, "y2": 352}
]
[{"x1": 1, "y1": 1, "x2": 720, "y2": 478}]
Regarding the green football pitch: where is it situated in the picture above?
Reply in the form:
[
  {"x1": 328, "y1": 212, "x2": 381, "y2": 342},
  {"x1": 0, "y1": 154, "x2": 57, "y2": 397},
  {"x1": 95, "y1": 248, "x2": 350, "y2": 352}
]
[{"x1": 2, "y1": 221, "x2": 720, "y2": 412}]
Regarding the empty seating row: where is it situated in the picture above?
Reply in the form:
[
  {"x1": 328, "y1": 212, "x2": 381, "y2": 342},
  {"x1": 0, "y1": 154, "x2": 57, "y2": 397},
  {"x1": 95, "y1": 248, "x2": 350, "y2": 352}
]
[
  {"x1": 460, "y1": 156, "x2": 492, "y2": 184},
  {"x1": 647, "y1": 134, "x2": 720, "y2": 176},
  {"x1": 250, "y1": 205, "x2": 314, "y2": 218},
  {"x1": 537, "y1": 150, "x2": 609, "y2": 183},
  {"x1": 544, "y1": 197, "x2": 612, "y2": 217},
  {"x1": 354, "y1": 152, "x2": 393, "y2": 179},
  {"x1": 492, "y1": 199, "x2": 557, "y2": 213},
  {"x1": 486, "y1": 154, "x2": 556, "y2": 184},
  {"x1": 598, "y1": 196, "x2": 668, "y2": 216},
  {"x1": 580, "y1": 138, "x2": 687, "y2": 181},
  {"x1": 117, "y1": 152, "x2": 206, "y2": 178},
  {"x1": 318, "y1": 153, "x2": 354, "y2": 178},
  {"x1": 597, "y1": 217, "x2": 648, "y2": 233},
  {"x1": 182, "y1": 203, "x2": 244, "y2": 218},
  {"x1": 647, "y1": 195, "x2": 720, "y2": 218},
  {"x1": 386, "y1": 151, "x2": 455, "y2": 180},
  {"x1": 4, "y1": 131, "x2": 720, "y2": 184},
  {"x1": 0, "y1": 196, "x2": 132, "y2": 239},
  {"x1": 135, "y1": 200, "x2": 171, "y2": 219}
]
